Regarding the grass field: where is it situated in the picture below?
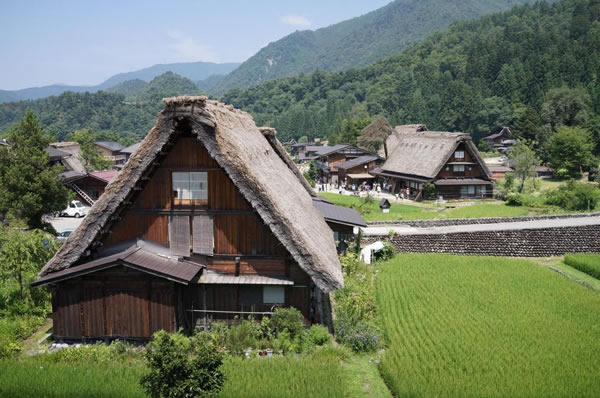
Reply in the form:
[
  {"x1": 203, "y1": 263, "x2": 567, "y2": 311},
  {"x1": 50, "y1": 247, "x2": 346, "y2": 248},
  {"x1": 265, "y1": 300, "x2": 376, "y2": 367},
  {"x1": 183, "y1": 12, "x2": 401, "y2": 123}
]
[
  {"x1": 320, "y1": 193, "x2": 538, "y2": 221},
  {"x1": 376, "y1": 254, "x2": 600, "y2": 397},
  {"x1": 0, "y1": 346, "x2": 388, "y2": 397},
  {"x1": 564, "y1": 253, "x2": 600, "y2": 279},
  {"x1": 0, "y1": 358, "x2": 147, "y2": 397}
]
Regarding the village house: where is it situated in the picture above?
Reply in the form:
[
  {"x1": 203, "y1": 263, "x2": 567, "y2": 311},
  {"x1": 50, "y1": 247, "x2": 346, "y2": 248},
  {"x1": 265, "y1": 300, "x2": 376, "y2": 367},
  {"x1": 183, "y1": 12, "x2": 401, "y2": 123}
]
[
  {"x1": 335, "y1": 155, "x2": 383, "y2": 189},
  {"x1": 118, "y1": 142, "x2": 141, "y2": 166},
  {"x1": 61, "y1": 170, "x2": 119, "y2": 206},
  {"x1": 34, "y1": 97, "x2": 343, "y2": 341},
  {"x1": 48, "y1": 141, "x2": 86, "y2": 174},
  {"x1": 372, "y1": 127, "x2": 493, "y2": 199},
  {"x1": 488, "y1": 166, "x2": 514, "y2": 179},
  {"x1": 482, "y1": 127, "x2": 516, "y2": 154},
  {"x1": 94, "y1": 141, "x2": 126, "y2": 167}
]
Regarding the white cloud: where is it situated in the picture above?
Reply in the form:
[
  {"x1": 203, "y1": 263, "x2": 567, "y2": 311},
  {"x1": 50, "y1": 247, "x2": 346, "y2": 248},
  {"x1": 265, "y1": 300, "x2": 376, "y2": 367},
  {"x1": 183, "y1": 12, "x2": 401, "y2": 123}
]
[
  {"x1": 167, "y1": 30, "x2": 219, "y2": 63},
  {"x1": 280, "y1": 15, "x2": 312, "y2": 27}
]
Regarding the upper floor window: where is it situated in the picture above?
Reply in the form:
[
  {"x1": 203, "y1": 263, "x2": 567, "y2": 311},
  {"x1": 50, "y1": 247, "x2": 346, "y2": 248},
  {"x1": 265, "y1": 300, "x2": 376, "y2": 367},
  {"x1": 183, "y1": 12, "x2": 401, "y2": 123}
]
[
  {"x1": 173, "y1": 172, "x2": 207, "y2": 204},
  {"x1": 455, "y1": 150, "x2": 465, "y2": 159},
  {"x1": 453, "y1": 165, "x2": 465, "y2": 173}
]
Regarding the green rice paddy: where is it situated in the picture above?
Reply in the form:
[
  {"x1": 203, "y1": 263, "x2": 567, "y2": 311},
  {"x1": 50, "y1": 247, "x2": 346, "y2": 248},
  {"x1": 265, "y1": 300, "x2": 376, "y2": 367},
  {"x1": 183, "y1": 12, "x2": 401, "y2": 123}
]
[{"x1": 376, "y1": 254, "x2": 600, "y2": 397}]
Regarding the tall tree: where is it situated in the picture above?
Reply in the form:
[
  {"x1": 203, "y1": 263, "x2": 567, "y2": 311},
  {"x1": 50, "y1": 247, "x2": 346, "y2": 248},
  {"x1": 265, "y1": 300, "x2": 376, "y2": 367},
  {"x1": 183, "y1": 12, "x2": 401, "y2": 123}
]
[
  {"x1": 542, "y1": 87, "x2": 591, "y2": 129},
  {"x1": 508, "y1": 141, "x2": 540, "y2": 192},
  {"x1": 69, "y1": 129, "x2": 111, "y2": 172},
  {"x1": 547, "y1": 126, "x2": 595, "y2": 178},
  {"x1": 0, "y1": 227, "x2": 56, "y2": 300},
  {"x1": 0, "y1": 110, "x2": 71, "y2": 228}
]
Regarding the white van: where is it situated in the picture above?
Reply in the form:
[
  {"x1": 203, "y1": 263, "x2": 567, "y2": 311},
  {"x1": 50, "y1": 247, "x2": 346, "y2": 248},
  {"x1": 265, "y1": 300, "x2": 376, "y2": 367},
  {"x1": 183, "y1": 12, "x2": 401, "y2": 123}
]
[{"x1": 60, "y1": 200, "x2": 89, "y2": 218}]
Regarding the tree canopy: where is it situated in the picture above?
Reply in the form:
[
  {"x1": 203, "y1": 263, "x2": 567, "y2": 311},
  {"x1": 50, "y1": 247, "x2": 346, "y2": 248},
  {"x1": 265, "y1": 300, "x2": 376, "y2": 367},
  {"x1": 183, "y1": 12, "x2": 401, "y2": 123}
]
[{"x1": 0, "y1": 110, "x2": 71, "y2": 228}]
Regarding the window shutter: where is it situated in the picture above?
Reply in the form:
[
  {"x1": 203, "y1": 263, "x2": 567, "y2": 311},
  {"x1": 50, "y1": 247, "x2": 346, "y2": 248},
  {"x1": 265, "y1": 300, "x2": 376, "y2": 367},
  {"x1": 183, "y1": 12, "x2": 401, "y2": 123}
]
[
  {"x1": 169, "y1": 216, "x2": 190, "y2": 256},
  {"x1": 193, "y1": 215, "x2": 213, "y2": 254}
]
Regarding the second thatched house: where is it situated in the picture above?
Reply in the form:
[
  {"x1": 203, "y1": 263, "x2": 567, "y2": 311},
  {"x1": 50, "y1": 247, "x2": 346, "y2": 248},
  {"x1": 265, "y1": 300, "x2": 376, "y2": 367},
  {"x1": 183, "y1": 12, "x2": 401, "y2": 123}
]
[
  {"x1": 372, "y1": 127, "x2": 493, "y2": 199},
  {"x1": 34, "y1": 96, "x2": 343, "y2": 341}
]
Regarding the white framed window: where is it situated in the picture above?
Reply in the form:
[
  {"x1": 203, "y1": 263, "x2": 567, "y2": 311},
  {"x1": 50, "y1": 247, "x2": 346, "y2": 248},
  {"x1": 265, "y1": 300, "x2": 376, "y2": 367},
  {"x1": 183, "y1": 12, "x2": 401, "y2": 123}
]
[
  {"x1": 455, "y1": 151, "x2": 465, "y2": 159},
  {"x1": 172, "y1": 172, "x2": 207, "y2": 200},
  {"x1": 263, "y1": 286, "x2": 285, "y2": 304},
  {"x1": 453, "y1": 165, "x2": 465, "y2": 172}
]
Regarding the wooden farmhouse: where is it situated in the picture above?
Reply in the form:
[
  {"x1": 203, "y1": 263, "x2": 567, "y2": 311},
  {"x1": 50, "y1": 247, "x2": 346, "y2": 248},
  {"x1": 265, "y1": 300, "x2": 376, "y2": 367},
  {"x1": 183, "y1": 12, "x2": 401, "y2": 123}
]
[
  {"x1": 482, "y1": 127, "x2": 516, "y2": 154},
  {"x1": 336, "y1": 155, "x2": 382, "y2": 188},
  {"x1": 372, "y1": 127, "x2": 493, "y2": 200},
  {"x1": 94, "y1": 141, "x2": 126, "y2": 167},
  {"x1": 34, "y1": 97, "x2": 343, "y2": 341},
  {"x1": 61, "y1": 170, "x2": 119, "y2": 206}
]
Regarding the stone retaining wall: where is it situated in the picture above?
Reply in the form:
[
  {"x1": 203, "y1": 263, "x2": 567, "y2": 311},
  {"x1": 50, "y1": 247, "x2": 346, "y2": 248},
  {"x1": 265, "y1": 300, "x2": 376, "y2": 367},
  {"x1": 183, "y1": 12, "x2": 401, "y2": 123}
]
[
  {"x1": 362, "y1": 225, "x2": 600, "y2": 257},
  {"x1": 366, "y1": 212, "x2": 600, "y2": 228}
]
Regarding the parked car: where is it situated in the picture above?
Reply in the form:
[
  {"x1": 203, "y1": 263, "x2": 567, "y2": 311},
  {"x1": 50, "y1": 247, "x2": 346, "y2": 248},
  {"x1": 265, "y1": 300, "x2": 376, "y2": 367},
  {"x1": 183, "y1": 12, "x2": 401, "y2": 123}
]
[
  {"x1": 60, "y1": 200, "x2": 89, "y2": 218},
  {"x1": 57, "y1": 229, "x2": 74, "y2": 242}
]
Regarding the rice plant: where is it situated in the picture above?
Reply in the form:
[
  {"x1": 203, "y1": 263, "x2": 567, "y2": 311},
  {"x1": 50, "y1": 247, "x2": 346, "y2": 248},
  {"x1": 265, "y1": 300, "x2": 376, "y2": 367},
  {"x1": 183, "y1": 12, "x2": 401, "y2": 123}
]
[{"x1": 376, "y1": 254, "x2": 600, "y2": 397}]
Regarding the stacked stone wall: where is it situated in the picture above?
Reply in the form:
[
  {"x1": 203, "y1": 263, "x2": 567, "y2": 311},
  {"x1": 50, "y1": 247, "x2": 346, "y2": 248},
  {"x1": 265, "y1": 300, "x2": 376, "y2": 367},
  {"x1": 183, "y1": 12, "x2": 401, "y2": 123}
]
[
  {"x1": 362, "y1": 225, "x2": 600, "y2": 257},
  {"x1": 366, "y1": 212, "x2": 600, "y2": 228}
]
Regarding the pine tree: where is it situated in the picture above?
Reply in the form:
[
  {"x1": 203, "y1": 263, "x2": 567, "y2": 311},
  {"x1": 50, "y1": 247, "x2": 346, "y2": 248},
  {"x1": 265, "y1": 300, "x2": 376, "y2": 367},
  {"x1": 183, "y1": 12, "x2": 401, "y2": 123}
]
[{"x1": 0, "y1": 110, "x2": 72, "y2": 229}]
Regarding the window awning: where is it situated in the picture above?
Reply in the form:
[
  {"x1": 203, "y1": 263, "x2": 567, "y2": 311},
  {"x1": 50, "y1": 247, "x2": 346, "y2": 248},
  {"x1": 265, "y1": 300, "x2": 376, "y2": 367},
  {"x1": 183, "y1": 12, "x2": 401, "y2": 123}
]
[{"x1": 199, "y1": 272, "x2": 294, "y2": 285}]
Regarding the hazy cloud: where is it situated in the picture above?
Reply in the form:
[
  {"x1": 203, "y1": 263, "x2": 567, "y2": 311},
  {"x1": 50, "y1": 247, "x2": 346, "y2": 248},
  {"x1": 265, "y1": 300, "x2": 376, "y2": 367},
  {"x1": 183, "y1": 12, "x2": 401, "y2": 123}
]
[
  {"x1": 280, "y1": 15, "x2": 312, "y2": 27},
  {"x1": 167, "y1": 30, "x2": 219, "y2": 63}
]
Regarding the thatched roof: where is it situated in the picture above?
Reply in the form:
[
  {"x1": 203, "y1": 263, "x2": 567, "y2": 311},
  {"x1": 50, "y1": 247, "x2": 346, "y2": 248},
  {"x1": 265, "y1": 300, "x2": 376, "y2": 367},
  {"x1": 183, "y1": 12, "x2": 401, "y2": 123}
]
[
  {"x1": 40, "y1": 96, "x2": 343, "y2": 292},
  {"x1": 382, "y1": 127, "x2": 492, "y2": 179}
]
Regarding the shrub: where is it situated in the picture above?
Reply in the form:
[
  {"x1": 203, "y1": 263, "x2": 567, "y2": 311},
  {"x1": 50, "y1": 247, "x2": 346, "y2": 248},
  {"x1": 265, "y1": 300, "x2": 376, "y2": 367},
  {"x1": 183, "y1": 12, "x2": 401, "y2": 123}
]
[
  {"x1": 271, "y1": 307, "x2": 304, "y2": 339},
  {"x1": 506, "y1": 192, "x2": 525, "y2": 206},
  {"x1": 226, "y1": 319, "x2": 259, "y2": 356},
  {"x1": 334, "y1": 312, "x2": 379, "y2": 353},
  {"x1": 141, "y1": 330, "x2": 224, "y2": 398},
  {"x1": 504, "y1": 172, "x2": 515, "y2": 192},
  {"x1": 423, "y1": 183, "x2": 437, "y2": 199},
  {"x1": 564, "y1": 253, "x2": 600, "y2": 279},
  {"x1": 373, "y1": 242, "x2": 396, "y2": 263},
  {"x1": 307, "y1": 324, "x2": 330, "y2": 346},
  {"x1": 545, "y1": 180, "x2": 600, "y2": 211}
]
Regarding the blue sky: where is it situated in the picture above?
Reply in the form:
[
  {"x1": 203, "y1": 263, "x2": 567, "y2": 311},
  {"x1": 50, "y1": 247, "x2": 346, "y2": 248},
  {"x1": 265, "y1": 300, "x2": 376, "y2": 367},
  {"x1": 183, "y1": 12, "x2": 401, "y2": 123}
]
[{"x1": 1, "y1": 0, "x2": 391, "y2": 90}]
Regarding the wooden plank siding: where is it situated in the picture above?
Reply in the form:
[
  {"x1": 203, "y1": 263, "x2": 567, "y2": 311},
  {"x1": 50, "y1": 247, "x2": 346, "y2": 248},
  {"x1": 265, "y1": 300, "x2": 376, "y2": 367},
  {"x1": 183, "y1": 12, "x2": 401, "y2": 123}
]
[{"x1": 52, "y1": 269, "x2": 175, "y2": 340}]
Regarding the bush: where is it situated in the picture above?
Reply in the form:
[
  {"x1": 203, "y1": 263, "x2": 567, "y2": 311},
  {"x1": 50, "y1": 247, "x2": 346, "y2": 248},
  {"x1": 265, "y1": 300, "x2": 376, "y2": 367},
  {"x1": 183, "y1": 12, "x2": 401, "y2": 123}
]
[
  {"x1": 545, "y1": 181, "x2": 600, "y2": 211},
  {"x1": 226, "y1": 319, "x2": 260, "y2": 356},
  {"x1": 373, "y1": 242, "x2": 396, "y2": 263},
  {"x1": 506, "y1": 192, "x2": 525, "y2": 206},
  {"x1": 307, "y1": 324, "x2": 330, "y2": 346},
  {"x1": 271, "y1": 308, "x2": 305, "y2": 339},
  {"x1": 564, "y1": 253, "x2": 600, "y2": 279},
  {"x1": 504, "y1": 172, "x2": 515, "y2": 192},
  {"x1": 141, "y1": 330, "x2": 224, "y2": 398},
  {"x1": 423, "y1": 183, "x2": 437, "y2": 200},
  {"x1": 334, "y1": 312, "x2": 379, "y2": 353}
]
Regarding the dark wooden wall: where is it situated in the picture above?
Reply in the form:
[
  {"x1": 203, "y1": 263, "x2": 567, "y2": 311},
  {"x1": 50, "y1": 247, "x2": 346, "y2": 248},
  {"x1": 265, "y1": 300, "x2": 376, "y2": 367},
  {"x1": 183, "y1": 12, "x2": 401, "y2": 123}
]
[
  {"x1": 52, "y1": 268, "x2": 175, "y2": 340},
  {"x1": 436, "y1": 143, "x2": 487, "y2": 179}
]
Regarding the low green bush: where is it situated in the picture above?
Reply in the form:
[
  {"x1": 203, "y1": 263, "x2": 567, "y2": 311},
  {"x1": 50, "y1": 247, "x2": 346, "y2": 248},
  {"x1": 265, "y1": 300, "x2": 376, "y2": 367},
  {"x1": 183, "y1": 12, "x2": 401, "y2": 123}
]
[
  {"x1": 271, "y1": 307, "x2": 305, "y2": 339},
  {"x1": 140, "y1": 330, "x2": 224, "y2": 398},
  {"x1": 545, "y1": 181, "x2": 600, "y2": 211},
  {"x1": 0, "y1": 315, "x2": 46, "y2": 359},
  {"x1": 564, "y1": 253, "x2": 600, "y2": 279},
  {"x1": 307, "y1": 324, "x2": 330, "y2": 346}
]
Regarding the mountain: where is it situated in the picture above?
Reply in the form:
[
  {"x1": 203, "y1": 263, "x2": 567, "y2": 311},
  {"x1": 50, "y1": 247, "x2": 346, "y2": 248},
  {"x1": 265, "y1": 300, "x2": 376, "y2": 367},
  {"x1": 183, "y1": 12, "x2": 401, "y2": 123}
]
[
  {"x1": 105, "y1": 79, "x2": 147, "y2": 97},
  {"x1": 0, "y1": 61, "x2": 239, "y2": 103},
  {"x1": 98, "y1": 62, "x2": 239, "y2": 89},
  {"x1": 0, "y1": 72, "x2": 201, "y2": 141},
  {"x1": 221, "y1": 0, "x2": 599, "y2": 148},
  {"x1": 210, "y1": 0, "x2": 547, "y2": 94}
]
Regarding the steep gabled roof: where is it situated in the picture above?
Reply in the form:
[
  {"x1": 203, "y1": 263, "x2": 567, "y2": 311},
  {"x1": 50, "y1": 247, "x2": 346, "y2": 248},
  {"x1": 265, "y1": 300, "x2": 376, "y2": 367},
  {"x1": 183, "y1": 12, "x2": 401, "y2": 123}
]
[
  {"x1": 483, "y1": 127, "x2": 512, "y2": 141},
  {"x1": 39, "y1": 96, "x2": 342, "y2": 292},
  {"x1": 336, "y1": 155, "x2": 379, "y2": 170},
  {"x1": 120, "y1": 142, "x2": 141, "y2": 154},
  {"x1": 95, "y1": 141, "x2": 125, "y2": 152},
  {"x1": 381, "y1": 128, "x2": 492, "y2": 179},
  {"x1": 46, "y1": 146, "x2": 71, "y2": 160}
]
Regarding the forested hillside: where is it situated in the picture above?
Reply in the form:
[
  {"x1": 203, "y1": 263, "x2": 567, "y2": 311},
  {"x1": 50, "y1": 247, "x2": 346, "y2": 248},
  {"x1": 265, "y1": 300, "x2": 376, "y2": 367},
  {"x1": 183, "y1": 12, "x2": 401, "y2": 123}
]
[
  {"x1": 222, "y1": 0, "x2": 600, "y2": 152},
  {"x1": 211, "y1": 0, "x2": 546, "y2": 94}
]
